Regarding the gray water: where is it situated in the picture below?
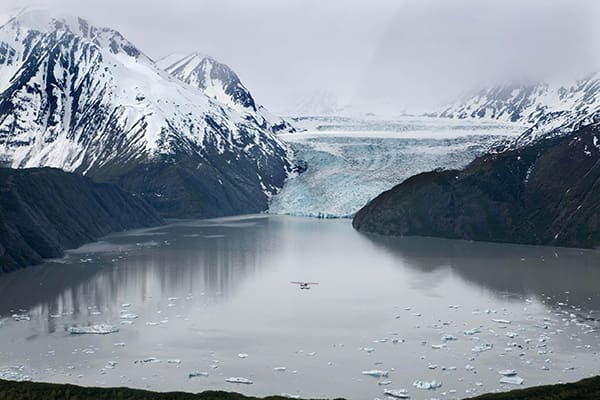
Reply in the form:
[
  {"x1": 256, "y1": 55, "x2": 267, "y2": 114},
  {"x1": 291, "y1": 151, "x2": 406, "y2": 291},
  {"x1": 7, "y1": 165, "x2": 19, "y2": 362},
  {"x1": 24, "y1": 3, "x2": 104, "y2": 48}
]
[{"x1": 0, "y1": 215, "x2": 599, "y2": 399}]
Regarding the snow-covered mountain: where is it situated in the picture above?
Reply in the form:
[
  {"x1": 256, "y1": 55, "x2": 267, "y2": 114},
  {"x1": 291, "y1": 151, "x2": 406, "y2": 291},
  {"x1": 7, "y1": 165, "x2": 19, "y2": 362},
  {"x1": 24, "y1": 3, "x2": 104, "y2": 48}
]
[
  {"x1": 437, "y1": 74, "x2": 600, "y2": 148},
  {"x1": 157, "y1": 53, "x2": 295, "y2": 134},
  {"x1": 290, "y1": 88, "x2": 342, "y2": 116},
  {"x1": 0, "y1": 10, "x2": 295, "y2": 217}
]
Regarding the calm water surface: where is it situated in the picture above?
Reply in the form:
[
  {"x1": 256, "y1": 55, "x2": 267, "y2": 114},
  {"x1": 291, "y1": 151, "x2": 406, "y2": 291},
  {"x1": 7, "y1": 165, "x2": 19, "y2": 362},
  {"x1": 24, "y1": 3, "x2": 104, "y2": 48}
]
[{"x1": 0, "y1": 215, "x2": 599, "y2": 399}]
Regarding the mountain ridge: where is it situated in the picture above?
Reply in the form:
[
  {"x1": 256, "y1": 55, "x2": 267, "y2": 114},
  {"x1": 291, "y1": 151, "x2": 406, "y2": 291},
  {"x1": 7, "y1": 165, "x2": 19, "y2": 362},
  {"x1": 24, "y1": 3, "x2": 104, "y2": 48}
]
[{"x1": 0, "y1": 10, "x2": 295, "y2": 217}]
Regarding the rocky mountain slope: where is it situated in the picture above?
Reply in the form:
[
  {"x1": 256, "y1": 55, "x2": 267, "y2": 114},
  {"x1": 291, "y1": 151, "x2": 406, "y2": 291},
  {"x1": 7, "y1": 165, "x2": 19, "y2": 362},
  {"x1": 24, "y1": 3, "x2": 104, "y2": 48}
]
[
  {"x1": 0, "y1": 11, "x2": 294, "y2": 217},
  {"x1": 437, "y1": 74, "x2": 600, "y2": 149},
  {"x1": 0, "y1": 167, "x2": 162, "y2": 272},
  {"x1": 157, "y1": 53, "x2": 295, "y2": 134},
  {"x1": 353, "y1": 123, "x2": 600, "y2": 248}
]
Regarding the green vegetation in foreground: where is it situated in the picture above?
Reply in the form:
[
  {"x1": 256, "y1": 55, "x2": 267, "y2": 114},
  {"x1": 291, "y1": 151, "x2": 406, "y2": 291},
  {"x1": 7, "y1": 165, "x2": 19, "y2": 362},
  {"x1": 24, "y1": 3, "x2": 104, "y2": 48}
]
[
  {"x1": 0, "y1": 379, "x2": 338, "y2": 400},
  {"x1": 1, "y1": 376, "x2": 600, "y2": 400},
  {"x1": 469, "y1": 376, "x2": 600, "y2": 400}
]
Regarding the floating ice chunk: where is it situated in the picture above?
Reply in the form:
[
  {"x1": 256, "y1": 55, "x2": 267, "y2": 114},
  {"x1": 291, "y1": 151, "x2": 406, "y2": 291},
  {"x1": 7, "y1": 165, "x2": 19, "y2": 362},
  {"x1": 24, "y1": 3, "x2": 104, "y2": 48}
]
[
  {"x1": 383, "y1": 389, "x2": 410, "y2": 398},
  {"x1": 226, "y1": 377, "x2": 253, "y2": 384},
  {"x1": 68, "y1": 324, "x2": 119, "y2": 335},
  {"x1": 189, "y1": 371, "x2": 209, "y2": 378},
  {"x1": 281, "y1": 393, "x2": 300, "y2": 399},
  {"x1": 431, "y1": 344, "x2": 446, "y2": 349},
  {"x1": 464, "y1": 328, "x2": 481, "y2": 335},
  {"x1": 121, "y1": 303, "x2": 131, "y2": 308},
  {"x1": 413, "y1": 380, "x2": 442, "y2": 390},
  {"x1": 274, "y1": 367, "x2": 286, "y2": 372},
  {"x1": 428, "y1": 364, "x2": 438, "y2": 370},
  {"x1": 492, "y1": 319, "x2": 511, "y2": 325},
  {"x1": 167, "y1": 359, "x2": 181, "y2": 364},
  {"x1": 363, "y1": 347, "x2": 375, "y2": 353},
  {"x1": 238, "y1": 353, "x2": 249, "y2": 358},
  {"x1": 378, "y1": 380, "x2": 393, "y2": 386},
  {"x1": 105, "y1": 361, "x2": 118, "y2": 369},
  {"x1": 362, "y1": 369, "x2": 389, "y2": 378},
  {"x1": 465, "y1": 364, "x2": 475, "y2": 371},
  {"x1": 442, "y1": 334, "x2": 457, "y2": 341},
  {"x1": 448, "y1": 305, "x2": 461, "y2": 309},
  {"x1": 0, "y1": 367, "x2": 31, "y2": 382},
  {"x1": 472, "y1": 344, "x2": 493, "y2": 353},
  {"x1": 500, "y1": 376, "x2": 524, "y2": 385},
  {"x1": 135, "y1": 357, "x2": 160, "y2": 364},
  {"x1": 119, "y1": 313, "x2": 138, "y2": 320},
  {"x1": 498, "y1": 369, "x2": 517, "y2": 376},
  {"x1": 506, "y1": 332, "x2": 518, "y2": 338}
]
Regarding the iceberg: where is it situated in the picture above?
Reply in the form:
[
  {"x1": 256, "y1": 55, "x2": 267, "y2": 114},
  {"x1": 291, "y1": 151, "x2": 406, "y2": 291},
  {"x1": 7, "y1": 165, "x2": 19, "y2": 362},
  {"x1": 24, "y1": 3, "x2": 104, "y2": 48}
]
[
  {"x1": 472, "y1": 344, "x2": 493, "y2": 353},
  {"x1": 464, "y1": 328, "x2": 481, "y2": 335},
  {"x1": 413, "y1": 380, "x2": 442, "y2": 390},
  {"x1": 226, "y1": 377, "x2": 253, "y2": 384},
  {"x1": 383, "y1": 389, "x2": 410, "y2": 398},
  {"x1": 498, "y1": 369, "x2": 517, "y2": 376},
  {"x1": 500, "y1": 376, "x2": 524, "y2": 385},
  {"x1": 362, "y1": 369, "x2": 389, "y2": 377},
  {"x1": 68, "y1": 324, "x2": 119, "y2": 335},
  {"x1": 188, "y1": 371, "x2": 209, "y2": 378}
]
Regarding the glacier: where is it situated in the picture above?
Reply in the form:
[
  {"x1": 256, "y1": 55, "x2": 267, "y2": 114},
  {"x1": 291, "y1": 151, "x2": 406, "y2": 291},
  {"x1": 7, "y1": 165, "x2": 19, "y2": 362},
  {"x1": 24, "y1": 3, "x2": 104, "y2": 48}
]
[{"x1": 269, "y1": 117, "x2": 524, "y2": 218}]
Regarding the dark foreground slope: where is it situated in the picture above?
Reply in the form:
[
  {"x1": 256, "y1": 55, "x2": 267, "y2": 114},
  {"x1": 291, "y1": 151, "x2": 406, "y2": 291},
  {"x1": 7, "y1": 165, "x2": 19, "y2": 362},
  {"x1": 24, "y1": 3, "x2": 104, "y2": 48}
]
[
  {"x1": 353, "y1": 124, "x2": 600, "y2": 248},
  {"x1": 0, "y1": 168, "x2": 163, "y2": 272},
  {"x1": 1, "y1": 376, "x2": 599, "y2": 400}
]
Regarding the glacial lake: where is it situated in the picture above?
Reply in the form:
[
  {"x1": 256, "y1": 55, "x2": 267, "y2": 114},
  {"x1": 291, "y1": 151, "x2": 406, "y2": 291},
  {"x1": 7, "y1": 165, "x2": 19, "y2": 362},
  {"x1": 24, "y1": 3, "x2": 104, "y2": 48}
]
[{"x1": 0, "y1": 215, "x2": 599, "y2": 400}]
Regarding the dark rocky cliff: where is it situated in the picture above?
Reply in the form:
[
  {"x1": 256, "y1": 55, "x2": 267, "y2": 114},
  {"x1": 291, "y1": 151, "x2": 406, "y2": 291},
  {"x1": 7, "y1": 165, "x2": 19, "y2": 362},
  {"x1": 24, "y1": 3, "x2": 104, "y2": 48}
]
[
  {"x1": 0, "y1": 168, "x2": 163, "y2": 272},
  {"x1": 353, "y1": 124, "x2": 600, "y2": 248}
]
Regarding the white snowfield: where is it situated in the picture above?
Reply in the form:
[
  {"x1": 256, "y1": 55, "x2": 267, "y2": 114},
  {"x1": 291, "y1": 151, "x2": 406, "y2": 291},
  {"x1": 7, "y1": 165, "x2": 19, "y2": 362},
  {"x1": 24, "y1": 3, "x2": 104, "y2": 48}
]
[
  {"x1": 270, "y1": 116, "x2": 523, "y2": 218},
  {"x1": 437, "y1": 74, "x2": 600, "y2": 147},
  {"x1": 0, "y1": 10, "x2": 291, "y2": 195}
]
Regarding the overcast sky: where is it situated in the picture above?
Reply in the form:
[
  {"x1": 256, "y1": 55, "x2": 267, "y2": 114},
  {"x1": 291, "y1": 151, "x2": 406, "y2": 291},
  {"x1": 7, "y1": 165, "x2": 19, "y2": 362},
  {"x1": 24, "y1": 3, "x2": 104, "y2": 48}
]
[{"x1": 1, "y1": 0, "x2": 599, "y2": 115}]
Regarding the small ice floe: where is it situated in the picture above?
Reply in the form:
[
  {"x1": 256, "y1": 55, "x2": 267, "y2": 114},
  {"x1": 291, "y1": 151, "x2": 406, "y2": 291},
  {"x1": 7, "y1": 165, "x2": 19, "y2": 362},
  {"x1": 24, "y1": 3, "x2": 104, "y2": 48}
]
[
  {"x1": 226, "y1": 377, "x2": 253, "y2": 384},
  {"x1": 90, "y1": 311, "x2": 102, "y2": 316},
  {"x1": 464, "y1": 328, "x2": 481, "y2": 336},
  {"x1": 506, "y1": 332, "x2": 518, "y2": 338},
  {"x1": 135, "y1": 357, "x2": 161, "y2": 364},
  {"x1": 121, "y1": 303, "x2": 131, "y2": 308},
  {"x1": 413, "y1": 380, "x2": 442, "y2": 390},
  {"x1": 362, "y1": 369, "x2": 389, "y2": 378},
  {"x1": 188, "y1": 371, "x2": 209, "y2": 378},
  {"x1": 114, "y1": 342, "x2": 126, "y2": 347},
  {"x1": 167, "y1": 359, "x2": 181, "y2": 365},
  {"x1": 428, "y1": 364, "x2": 438, "y2": 370},
  {"x1": 238, "y1": 353, "x2": 249, "y2": 358},
  {"x1": 362, "y1": 347, "x2": 375, "y2": 353},
  {"x1": 498, "y1": 369, "x2": 517, "y2": 376},
  {"x1": 378, "y1": 380, "x2": 392, "y2": 386},
  {"x1": 500, "y1": 376, "x2": 524, "y2": 385},
  {"x1": 431, "y1": 344, "x2": 446, "y2": 349},
  {"x1": 68, "y1": 324, "x2": 119, "y2": 335},
  {"x1": 383, "y1": 389, "x2": 410, "y2": 399},
  {"x1": 119, "y1": 313, "x2": 138, "y2": 320},
  {"x1": 105, "y1": 361, "x2": 118, "y2": 369},
  {"x1": 441, "y1": 334, "x2": 457, "y2": 341},
  {"x1": 448, "y1": 305, "x2": 461, "y2": 309},
  {"x1": 472, "y1": 344, "x2": 493, "y2": 353},
  {"x1": 281, "y1": 393, "x2": 300, "y2": 399},
  {"x1": 274, "y1": 367, "x2": 286, "y2": 372},
  {"x1": 465, "y1": 364, "x2": 475, "y2": 371},
  {"x1": 492, "y1": 319, "x2": 512, "y2": 325}
]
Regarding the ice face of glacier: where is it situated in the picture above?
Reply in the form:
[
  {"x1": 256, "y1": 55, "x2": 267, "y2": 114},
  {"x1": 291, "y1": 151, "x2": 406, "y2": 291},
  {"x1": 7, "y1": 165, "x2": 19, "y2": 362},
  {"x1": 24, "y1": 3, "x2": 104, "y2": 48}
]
[
  {"x1": 0, "y1": 10, "x2": 293, "y2": 217},
  {"x1": 269, "y1": 117, "x2": 523, "y2": 218}
]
